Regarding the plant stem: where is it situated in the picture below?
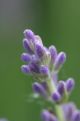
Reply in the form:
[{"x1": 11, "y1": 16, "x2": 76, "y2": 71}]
[{"x1": 47, "y1": 78, "x2": 65, "y2": 121}]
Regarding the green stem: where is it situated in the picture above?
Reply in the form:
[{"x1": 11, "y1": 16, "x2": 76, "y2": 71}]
[{"x1": 47, "y1": 78, "x2": 65, "y2": 121}]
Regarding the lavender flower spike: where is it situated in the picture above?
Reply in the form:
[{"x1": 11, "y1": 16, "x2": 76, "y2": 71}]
[
  {"x1": 21, "y1": 29, "x2": 80, "y2": 121},
  {"x1": 54, "y1": 52, "x2": 66, "y2": 71}
]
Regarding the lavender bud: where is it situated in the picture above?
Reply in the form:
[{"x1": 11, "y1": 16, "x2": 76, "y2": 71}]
[
  {"x1": 35, "y1": 43, "x2": 45, "y2": 58},
  {"x1": 21, "y1": 53, "x2": 31, "y2": 62},
  {"x1": 52, "y1": 91, "x2": 61, "y2": 102},
  {"x1": 66, "y1": 78, "x2": 75, "y2": 92},
  {"x1": 72, "y1": 110, "x2": 80, "y2": 121},
  {"x1": 23, "y1": 39, "x2": 33, "y2": 53},
  {"x1": 29, "y1": 62, "x2": 40, "y2": 73},
  {"x1": 32, "y1": 82, "x2": 47, "y2": 97},
  {"x1": 41, "y1": 110, "x2": 57, "y2": 121},
  {"x1": 57, "y1": 81, "x2": 65, "y2": 95},
  {"x1": 31, "y1": 55, "x2": 39, "y2": 63},
  {"x1": 54, "y1": 52, "x2": 66, "y2": 71},
  {"x1": 21, "y1": 65, "x2": 30, "y2": 74},
  {"x1": 23, "y1": 29, "x2": 35, "y2": 40},
  {"x1": 41, "y1": 110, "x2": 50, "y2": 121},
  {"x1": 62, "y1": 102, "x2": 76, "y2": 121},
  {"x1": 49, "y1": 45, "x2": 57, "y2": 63},
  {"x1": 40, "y1": 65, "x2": 49, "y2": 75}
]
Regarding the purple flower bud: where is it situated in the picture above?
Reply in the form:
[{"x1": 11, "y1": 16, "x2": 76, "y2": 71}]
[
  {"x1": 72, "y1": 110, "x2": 80, "y2": 121},
  {"x1": 41, "y1": 110, "x2": 50, "y2": 121},
  {"x1": 31, "y1": 55, "x2": 39, "y2": 63},
  {"x1": 62, "y1": 102, "x2": 76, "y2": 121},
  {"x1": 21, "y1": 65, "x2": 30, "y2": 74},
  {"x1": 66, "y1": 78, "x2": 75, "y2": 92},
  {"x1": 23, "y1": 29, "x2": 35, "y2": 40},
  {"x1": 23, "y1": 39, "x2": 33, "y2": 53},
  {"x1": 57, "y1": 81, "x2": 65, "y2": 95},
  {"x1": 29, "y1": 62, "x2": 40, "y2": 73},
  {"x1": 40, "y1": 65, "x2": 49, "y2": 75},
  {"x1": 54, "y1": 52, "x2": 66, "y2": 71},
  {"x1": 41, "y1": 110, "x2": 57, "y2": 121},
  {"x1": 21, "y1": 53, "x2": 31, "y2": 62},
  {"x1": 32, "y1": 82, "x2": 47, "y2": 98},
  {"x1": 52, "y1": 91, "x2": 61, "y2": 102},
  {"x1": 35, "y1": 43, "x2": 45, "y2": 58},
  {"x1": 49, "y1": 45, "x2": 57, "y2": 63}
]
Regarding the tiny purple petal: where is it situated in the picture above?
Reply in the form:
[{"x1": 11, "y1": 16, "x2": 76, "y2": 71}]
[
  {"x1": 21, "y1": 65, "x2": 30, "y2": 74},
  {"x1": 62, "y1": 102, "x2": 76, "y2": 121},
  {"x1": 49, "y1": 45, "x2": 57, "y2": 63},
  {"x1": 52, "y1": 91, "x2": 61, "y2": 102},
  {"x1": 32, "y1": 82, "x2": 47, "y2": 97},
  {"x1": 21, "y1": 53, "x2": 31, "y2": 62},
  {"x1": 54, "y1": 52, "x2": 66, "y2": 71},
  {"x1": 23, "y1": 39, "x2": 33, "y2": 53},
  {"x1": 41, "y1": 110, "x2": 50, "y2": 121},
  {"x1": 29, "y1": 62, "x2": 40, "y2": 73},
  {"x1": 35, "y1": 43, "x2": 45, "y2": 58},
  {"x1": 41, "y1": 110, "x2": 57, "y2": 121},
  {"x1": 23, "y1": 29, "x2": 35, "y2": 40},
  {"x1": 66, "y1": 78, "x2": 75, "y2": 92},
  {"x1": 31, "y1": 55, "x2": 39, "y2": 63},
  {"x1": 40, "y1": 65, "x2": 49, "y2": 75},
  {"x1": 57, "y1": 81, "x2": 65, "y2": 95}
]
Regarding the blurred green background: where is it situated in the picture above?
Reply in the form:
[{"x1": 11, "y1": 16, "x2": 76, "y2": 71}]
[{"x1": 0, "y1": 0, "x2": 80, "y2": 121}]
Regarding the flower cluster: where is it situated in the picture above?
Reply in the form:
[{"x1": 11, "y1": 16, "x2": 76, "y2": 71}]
[{"x1": 21, "y1": 29, "x2": 80, "y2": 121}]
